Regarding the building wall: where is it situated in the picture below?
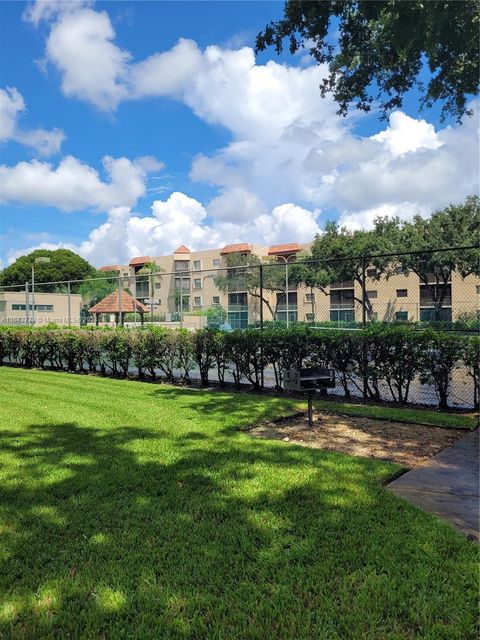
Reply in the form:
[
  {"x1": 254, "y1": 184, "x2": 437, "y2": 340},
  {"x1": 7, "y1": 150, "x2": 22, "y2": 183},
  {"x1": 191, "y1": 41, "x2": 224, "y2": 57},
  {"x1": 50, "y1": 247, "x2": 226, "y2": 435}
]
[
  {"x1": 0, "y1": 291, "x2": 83, "y2": 326},
  {"x1": 111, "y1": 248, "x2": 480, "y2": 327}
]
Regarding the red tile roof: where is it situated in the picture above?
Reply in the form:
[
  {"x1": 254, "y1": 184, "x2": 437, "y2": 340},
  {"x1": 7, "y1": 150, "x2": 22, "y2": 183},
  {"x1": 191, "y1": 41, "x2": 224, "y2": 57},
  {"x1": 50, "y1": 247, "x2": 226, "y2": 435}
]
[
  {"x1": 174, "y1": 245, "x2": 190, "y2": 254},
  {"x1": 129, "y1": 256, "x2": 151, "y2": 266},
  {"x1": 220, "y1": 243, "x2": 251, "y2": 255},
  {"x1": 89, "y1": 290, "x2": 149, "y2": 314},
  {"x1": 99, "y1": 265, "x2": 122, "y2": 272},
  {"x1": 268, "y1": 243, "x2": 301, "y2": 256}
]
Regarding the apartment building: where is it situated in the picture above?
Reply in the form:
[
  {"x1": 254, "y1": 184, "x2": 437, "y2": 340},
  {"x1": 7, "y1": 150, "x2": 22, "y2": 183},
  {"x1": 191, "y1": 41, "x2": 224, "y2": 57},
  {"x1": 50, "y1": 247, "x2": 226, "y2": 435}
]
[
  {"x1": 100, "y1": 243, "x2": 480, "y2": 328},
  {"x1": 0, "y1": 291, "x2": 83, "y2": 326}
]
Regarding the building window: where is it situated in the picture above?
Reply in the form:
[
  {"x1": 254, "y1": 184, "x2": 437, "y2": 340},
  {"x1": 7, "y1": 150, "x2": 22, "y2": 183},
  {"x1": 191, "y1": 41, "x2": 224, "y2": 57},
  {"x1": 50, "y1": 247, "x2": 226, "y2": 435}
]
[
  {"x1": 194, "y1": 296, "x2": 202, "y2": 307},
  {"x1": 366, "y1": 290, "x2": 377, "y2": 298},
  {"x1": 306, "y1": 313, "x2": 314, "y2": 322},
  {"x1": 228, "y1": 292, "x2": 248, "y2": 328},
  {"x1": 420, "y1": 307, "x2": 452, "y2": 322},
  {"x1": 228, "y1": 292, "x2": 248, "y2": 306},
  {"x1": 330, "y1": 288, "x2": 354, "y2": 306},
  {"x1": 136, "y1": 277, "x2": 149, "y2": 299},
  {"x1": 193, "y1": 260, "x2": 201, "y2": 271},
  {"x1": 476, "y1": 285, "x2": 480, "y2": 294},
  {"x1": 213, "y1": 258, "x2": 221, "y2": 267},
  {"x1": 305, "y1": 293, "x2": 315, "y2": 302},
  {"x1": 155, "y1": 282, "x2": 161, "y2": 289},
  {"x1": 396, "y1": 289, "x2": 408, "y2": 298},
  {"x1": 330, "y1": 309, "x2": 355, "y2": 322},
  {"x1": 12, "y1": 304, "x2": 54, "y2": 311},
  {"x1": 366, "y1": 268, "x2": 377, "y2": 277},
  {"x1": 212, "y1": 296, "x2": 220, "y2": 304},
  {"x1": 174, "y1": 277, "x2": 190, "y2": 291},
  {"x1": 194, "y1": 278, "x2": 201, "y2": 289},
  {"x1": 174, "y1": 260, "x2": 190, "y2": 272},
  {"x1": 395, "y1": 311, "x2": 408, "y2": 322},
  {"x1": 0, "y1": 301, "x2": 5, "y2": 312}
]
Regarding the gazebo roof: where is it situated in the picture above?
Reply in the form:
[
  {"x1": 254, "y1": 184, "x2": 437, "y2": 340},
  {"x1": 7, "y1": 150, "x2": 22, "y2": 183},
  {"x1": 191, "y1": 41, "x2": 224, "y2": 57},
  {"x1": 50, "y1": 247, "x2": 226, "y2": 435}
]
[{"x1": 89, "y1": 290, "x2": 149, "y2": 314}]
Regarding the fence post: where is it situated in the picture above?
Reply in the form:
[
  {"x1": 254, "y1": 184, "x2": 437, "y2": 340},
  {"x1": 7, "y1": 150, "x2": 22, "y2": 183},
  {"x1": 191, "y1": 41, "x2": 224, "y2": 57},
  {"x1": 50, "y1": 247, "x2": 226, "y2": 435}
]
[
  {"x1": 361, "y1": 256, "x2": 367, "y2": 329},
  {"x1": 361, "y1": 256, "x2": 368, "y2": 399},
  {"x1": 25, "y1": 281, "x2": 30, "y2": 324},
  {"x1": 67, "y1": 281, "x2": 71, "y2": 326},
  {"x1": 117, "y1": 277, "x2": 122, "y2": 327},
  {"x1": 259, "y1": 264, "x2": 264, "y2": 331},
  {"x1": 259, "y1": 263, "x2": 264, "y2": 389}
]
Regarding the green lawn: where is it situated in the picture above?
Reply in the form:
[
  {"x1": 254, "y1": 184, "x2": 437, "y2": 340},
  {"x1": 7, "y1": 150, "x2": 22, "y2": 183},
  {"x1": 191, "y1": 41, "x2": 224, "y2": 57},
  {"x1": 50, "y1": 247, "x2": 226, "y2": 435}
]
[{"x1": 0, "y1": 368, "x2": 477, "y2": 640}]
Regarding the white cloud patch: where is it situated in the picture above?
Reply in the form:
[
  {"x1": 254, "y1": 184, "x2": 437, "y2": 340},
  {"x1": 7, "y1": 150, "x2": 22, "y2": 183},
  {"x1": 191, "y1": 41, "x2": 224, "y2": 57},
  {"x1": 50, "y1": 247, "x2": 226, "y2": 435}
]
[
  {"x1": 45, "y1": 8, "x2": 131, "y2": 111},
  {"x1": 371, "y1": 111, "x2": 442, "y2": 157},
  {"x1": 7, "y1": 2, "x2": 479, "y2": 263},
  {"x1": 0, "y1": 87, "x2": 65, "y2": 155},
  {"x1": 0, "y1": 155, "x2": 162, "y2": 211}
]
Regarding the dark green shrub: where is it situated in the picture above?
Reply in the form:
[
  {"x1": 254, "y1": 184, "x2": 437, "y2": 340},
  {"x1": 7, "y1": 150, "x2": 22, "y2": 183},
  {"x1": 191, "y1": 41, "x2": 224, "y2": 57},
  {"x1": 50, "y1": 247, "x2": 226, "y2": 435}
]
[
  {"x1": 419, "y1": 331, "x2": 464, "y2": 410},
  {"x1": 192, "y1": 329, "x2": 216, "y2": 386},
  {"x1": 368, "y1": 326, "x2": 427, "y2": 405},
  {"x1": 101, "y1": 329, "x2": 132, "y2": 377}
]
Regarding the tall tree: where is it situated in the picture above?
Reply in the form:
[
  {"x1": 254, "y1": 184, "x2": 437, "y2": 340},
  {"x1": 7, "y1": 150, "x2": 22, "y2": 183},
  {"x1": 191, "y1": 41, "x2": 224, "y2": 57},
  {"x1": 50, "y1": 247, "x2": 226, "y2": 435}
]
[
  {"x1": 214, "y1": 253, "x2": 292, "y2": 321},
  {"x1": 396, "y1": 196, "x2": 480, "y2": 319},
  {"x1": 77, "y1": 270, "x2": 118, "y2": 307},
  {"x1": 256, "y1": 0, "x2": 479, "y2": 122},
  {"x1": 304, "y1": 218, "x2": 400, "y2": 318},
  {"x1": 0, "y1": 249, "x2": 96, "y2": 292}
]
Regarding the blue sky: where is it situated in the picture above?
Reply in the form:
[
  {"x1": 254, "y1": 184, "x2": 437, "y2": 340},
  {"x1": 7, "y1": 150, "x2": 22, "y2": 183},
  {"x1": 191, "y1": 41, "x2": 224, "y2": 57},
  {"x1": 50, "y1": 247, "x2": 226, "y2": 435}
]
[{"x1": 0, "y1": 1, "x2": 478, "y2": 267}]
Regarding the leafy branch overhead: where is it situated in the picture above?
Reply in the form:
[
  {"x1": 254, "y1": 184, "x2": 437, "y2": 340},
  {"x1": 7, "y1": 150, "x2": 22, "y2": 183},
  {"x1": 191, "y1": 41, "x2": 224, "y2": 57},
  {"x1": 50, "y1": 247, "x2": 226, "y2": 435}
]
[{"x1": 256, "y1": 0, "x2": 479, "y2": 122}]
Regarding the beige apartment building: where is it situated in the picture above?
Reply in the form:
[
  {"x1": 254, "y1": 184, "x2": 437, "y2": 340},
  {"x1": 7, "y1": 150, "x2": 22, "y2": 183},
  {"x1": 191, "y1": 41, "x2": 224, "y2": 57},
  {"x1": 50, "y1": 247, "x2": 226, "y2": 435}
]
[
  {"x1": 99, "y1": 243, "x2": 480, "y2": 328},
  {"x1": 0, "y1": 291, "x2": 83, "y2": 326}
]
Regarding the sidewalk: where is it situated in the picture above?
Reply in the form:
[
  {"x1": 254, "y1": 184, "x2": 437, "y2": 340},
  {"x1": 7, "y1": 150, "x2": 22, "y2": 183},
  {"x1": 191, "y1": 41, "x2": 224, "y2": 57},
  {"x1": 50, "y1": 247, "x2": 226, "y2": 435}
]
[{"x1": 387, "y1": 428, "x2": 479, "y2": 540}]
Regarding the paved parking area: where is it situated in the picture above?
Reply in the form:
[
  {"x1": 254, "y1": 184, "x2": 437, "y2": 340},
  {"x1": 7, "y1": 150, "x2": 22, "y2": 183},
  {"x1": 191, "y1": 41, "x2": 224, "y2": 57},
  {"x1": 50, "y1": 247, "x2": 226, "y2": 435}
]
[{"x1": 387, "y1": 429, "x2": 479, "y2": 540}]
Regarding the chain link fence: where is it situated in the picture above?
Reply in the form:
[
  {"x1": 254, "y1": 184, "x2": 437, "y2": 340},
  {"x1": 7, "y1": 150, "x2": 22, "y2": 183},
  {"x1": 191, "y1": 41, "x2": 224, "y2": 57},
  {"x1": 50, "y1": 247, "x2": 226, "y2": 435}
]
[{"x1": 1, "y1": 246, "x2": 478, "y2": 408}]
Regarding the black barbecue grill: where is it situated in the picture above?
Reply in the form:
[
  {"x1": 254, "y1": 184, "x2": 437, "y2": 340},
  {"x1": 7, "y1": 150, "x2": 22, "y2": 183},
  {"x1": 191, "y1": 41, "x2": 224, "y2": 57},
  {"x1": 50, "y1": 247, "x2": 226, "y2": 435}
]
[{"x1": 283, "y1": 367, "x2": 336, "y2": 425}]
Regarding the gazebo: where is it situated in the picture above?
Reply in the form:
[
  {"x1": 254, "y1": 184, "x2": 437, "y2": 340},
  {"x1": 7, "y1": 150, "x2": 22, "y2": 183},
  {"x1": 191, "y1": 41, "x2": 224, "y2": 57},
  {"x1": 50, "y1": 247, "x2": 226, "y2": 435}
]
[{"x1": 89, "y1": 290, "x2": 149, "y2": 326}]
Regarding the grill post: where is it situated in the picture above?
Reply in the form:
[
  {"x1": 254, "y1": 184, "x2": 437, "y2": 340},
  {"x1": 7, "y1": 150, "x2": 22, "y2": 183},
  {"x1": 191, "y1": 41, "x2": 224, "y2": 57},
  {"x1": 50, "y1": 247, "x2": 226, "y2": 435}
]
[{"x1": 307, "y1": 391, "x2": 314, "y2": 427}]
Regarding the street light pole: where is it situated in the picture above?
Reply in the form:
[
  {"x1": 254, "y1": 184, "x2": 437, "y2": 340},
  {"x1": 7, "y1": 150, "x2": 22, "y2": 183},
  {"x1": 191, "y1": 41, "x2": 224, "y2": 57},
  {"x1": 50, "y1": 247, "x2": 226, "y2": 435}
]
[
  {"x1": 31, "y1": 256, "x2": 50, "y2": 325},
  {"x1": 31, "y1": 263, "x2": 35, "y2": 325}
]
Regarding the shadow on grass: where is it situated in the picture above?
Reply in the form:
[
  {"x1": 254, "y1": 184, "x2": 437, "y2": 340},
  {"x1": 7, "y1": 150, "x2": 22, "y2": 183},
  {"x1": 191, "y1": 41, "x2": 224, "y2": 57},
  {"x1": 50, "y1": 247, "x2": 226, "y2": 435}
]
[{"x1": 0, "y1": 415, "x2": 478, "y2": 638}]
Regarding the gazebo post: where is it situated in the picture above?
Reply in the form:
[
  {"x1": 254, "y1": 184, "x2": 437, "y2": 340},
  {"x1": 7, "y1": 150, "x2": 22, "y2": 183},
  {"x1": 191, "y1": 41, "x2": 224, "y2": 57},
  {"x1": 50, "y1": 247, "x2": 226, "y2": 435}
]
[
  {"x1": 120, "y1": 312, "x2": 124, "y2": 327},
  {"x1": 115, "y1": 312, "x2": 119, "y2": 327},
  {"x1": 140, "y1": 313, "x2": 144, "y2": 326},
  {"x1": 95, "y1": 314, "x2": 99, "y2": 326}
]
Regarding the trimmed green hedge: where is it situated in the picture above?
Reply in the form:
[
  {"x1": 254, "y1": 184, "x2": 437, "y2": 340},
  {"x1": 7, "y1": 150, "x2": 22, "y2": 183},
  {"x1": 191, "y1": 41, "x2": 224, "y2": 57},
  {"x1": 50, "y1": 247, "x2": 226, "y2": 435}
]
[{"x1": 0, "y1": 324, "x2": 478, "y2": 410}]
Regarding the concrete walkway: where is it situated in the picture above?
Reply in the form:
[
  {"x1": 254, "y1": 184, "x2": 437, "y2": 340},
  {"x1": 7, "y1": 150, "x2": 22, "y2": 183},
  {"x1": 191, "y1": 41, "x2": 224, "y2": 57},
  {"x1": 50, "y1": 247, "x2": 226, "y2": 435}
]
[{"x1": 387, "y1": 429, "x2": 479, "y2": 540}]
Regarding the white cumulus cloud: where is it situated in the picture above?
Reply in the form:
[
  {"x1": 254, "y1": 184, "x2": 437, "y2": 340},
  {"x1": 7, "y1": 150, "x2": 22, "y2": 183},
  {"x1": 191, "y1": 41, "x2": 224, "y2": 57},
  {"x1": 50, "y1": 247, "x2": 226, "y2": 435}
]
[
  {"x1": 0, "y1": 155, "x2": 162, "y2": 211},
  {"x1": 7, "y1": 1, "x2": 478, "y2": 263},
  {"x1": 0, "y1": 86, "x2": 65, "y2": 155}
]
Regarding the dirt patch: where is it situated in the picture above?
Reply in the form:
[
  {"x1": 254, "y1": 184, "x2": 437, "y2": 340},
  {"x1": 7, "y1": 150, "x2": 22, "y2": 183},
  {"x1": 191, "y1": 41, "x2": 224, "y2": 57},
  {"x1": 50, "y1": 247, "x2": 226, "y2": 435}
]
[{"x1": 250, "y1": 411, "x2": 469, "y2": 468}]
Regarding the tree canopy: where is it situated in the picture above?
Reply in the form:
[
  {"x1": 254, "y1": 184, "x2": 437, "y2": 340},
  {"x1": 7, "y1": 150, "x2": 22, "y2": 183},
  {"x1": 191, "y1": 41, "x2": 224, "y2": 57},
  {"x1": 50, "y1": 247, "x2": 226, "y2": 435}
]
[
  {"x1": 303, "y1": 196, "x2": 480, "y2": 318},
  {"x1": 0, "y1": 249, "x2": 97, "y2": 293},
  {"x1": 77, "y1": 270, "x2": 119, "y2": 307},
  {"x1": 256, "y1": 0, "x2": 479, "y2": 122}
]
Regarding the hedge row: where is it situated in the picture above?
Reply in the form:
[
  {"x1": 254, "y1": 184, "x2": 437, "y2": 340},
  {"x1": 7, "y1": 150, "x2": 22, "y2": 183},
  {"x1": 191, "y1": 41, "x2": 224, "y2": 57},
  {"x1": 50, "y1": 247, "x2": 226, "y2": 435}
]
[{"x1": 0, "y1": 325, "x2": 478, "y2": 409}]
